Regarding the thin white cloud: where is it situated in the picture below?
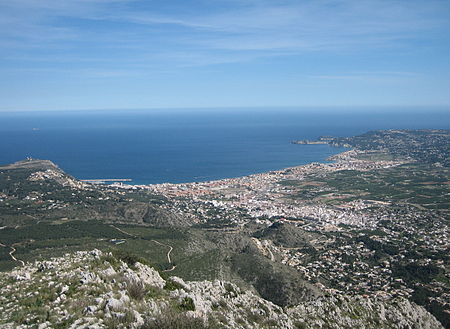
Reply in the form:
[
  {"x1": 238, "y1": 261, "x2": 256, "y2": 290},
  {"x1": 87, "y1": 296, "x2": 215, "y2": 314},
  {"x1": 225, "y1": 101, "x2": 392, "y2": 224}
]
[
  {"x1": 310, "y1": 71, "x2": 421, "y2": 83},
  {"x1": 1, "y1": 0, "x2": 449, "y2": 66}
]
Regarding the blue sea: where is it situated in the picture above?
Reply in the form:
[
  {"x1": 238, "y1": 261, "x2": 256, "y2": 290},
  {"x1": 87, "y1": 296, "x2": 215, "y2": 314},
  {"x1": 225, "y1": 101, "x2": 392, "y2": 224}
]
[{"x1": 0, "y1": 107, "x2": 449, "y2": 185}]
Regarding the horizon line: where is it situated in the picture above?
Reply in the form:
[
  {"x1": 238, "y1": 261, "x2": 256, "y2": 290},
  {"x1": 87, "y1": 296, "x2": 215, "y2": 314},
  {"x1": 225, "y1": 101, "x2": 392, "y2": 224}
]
[{"x1": 1, "y1": 104, "x2": 450, "y2": 114}]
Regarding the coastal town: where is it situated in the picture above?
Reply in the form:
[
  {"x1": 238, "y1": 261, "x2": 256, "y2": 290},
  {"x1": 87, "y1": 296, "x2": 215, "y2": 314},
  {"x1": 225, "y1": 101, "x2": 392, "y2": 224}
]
[
  {"x1": 0, "y1": 129, "x2": 448, "y2": 326},
  {"x1": 136, "y1": 149, "x2": 407, "y2": 228},
  {"x1": 1, "y1": 0, "x2": 450, "y2": 326},
  {"x1": 108, "y1": 130, "x2": 449, "y2": 323}
]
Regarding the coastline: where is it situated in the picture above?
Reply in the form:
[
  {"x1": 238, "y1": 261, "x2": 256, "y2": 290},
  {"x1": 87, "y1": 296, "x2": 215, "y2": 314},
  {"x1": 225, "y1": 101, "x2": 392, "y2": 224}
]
[
  {"x1": 106, "y1": 147, "x2": 407, "y2": 229},
  {"x1": 113, "y1": 147, "x2": 402, "y2": 191},
  {"x1": 0, "y1": 129, "x2": 448, "y2": 327},
  {"x1": 108, "y1": 144, "x2": 350, "y2": 189}
]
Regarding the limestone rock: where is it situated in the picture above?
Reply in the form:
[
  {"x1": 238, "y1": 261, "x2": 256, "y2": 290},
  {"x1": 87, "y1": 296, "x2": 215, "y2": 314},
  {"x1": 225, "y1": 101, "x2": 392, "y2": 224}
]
[{"x1": 0, "y1": 250, "x2": 444, "y2": 329}]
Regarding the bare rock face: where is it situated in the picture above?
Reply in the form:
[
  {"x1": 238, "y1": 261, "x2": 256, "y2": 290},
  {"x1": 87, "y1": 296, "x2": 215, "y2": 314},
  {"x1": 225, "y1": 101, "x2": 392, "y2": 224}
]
[
  {"x1": 0, "y1": 250, "x2": 444, "y2": 329},
  {"x1": 288, "y1": 295, "x2": 444, "y2": 329}
]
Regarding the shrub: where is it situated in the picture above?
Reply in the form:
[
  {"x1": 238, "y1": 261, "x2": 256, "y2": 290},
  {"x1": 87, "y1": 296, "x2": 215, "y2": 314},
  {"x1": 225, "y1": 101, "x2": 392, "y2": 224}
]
[
  {"x1": 146, "y1": 285, "x2": 163, "y2": 299},
  {"x1": 224, "y1": 283, "x2": 235, "y2": 293},
  {"x1": 126, "y1": 279, "x2": 146, "y2": 301},
  {"x1": 246, "y1": 309, "x2": 264, "y2": 324},
  {"x1": 218, "y1": 298, "x2": 228, "y2": 309},
  {"x1": 100, "y1": 254, "x2": 120, "y2": 268},
  {"x1": 294, "y1": 321, "x2": 308, "y2": 329},
  {"x1": 112, "y1": 250, "x2": 141, "y2": 268},
  {"x1": 140, "y1": 310, "x2": 206, "y2": 329},
  {"x1": 163, "y1": 279, "x2": 184, "y2": 291},
  {"x1": 112, "y1": 250, "x2": 151, "y2": 269},
  {"x1": 104, "y1": 311, "x2": 135, "y2": 329},
  {"x1": 177, "y1": 297, "x2": 195, "y2": 312}
]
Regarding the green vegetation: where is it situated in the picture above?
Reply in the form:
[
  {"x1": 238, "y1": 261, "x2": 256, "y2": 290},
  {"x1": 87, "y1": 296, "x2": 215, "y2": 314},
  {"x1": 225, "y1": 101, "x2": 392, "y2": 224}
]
[
  {"x1": 279, "y1": 164, "x2": 450, "y2": 211},
  {"x1": 177, "y1": 297, "x2": 196, "y2": 311},
  {"x1": 332, "y1": 129, "x2": 450, "y2": 166},
  {"x1": 140, "y1": 310, "x2": 210, "y2": 329},
  {"x1": 0, "y1": 220, "x2": 189, "y2": 273},
  {"x1": 164, "y1": 279, "x2": 185, "y2": 291},
  {"x1": 1, "y1": 130, "x2": 449, "y2": 327}
]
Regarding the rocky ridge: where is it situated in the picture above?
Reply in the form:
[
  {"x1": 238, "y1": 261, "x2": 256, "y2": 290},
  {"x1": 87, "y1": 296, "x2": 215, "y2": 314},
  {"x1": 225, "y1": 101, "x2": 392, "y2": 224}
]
[{"x1": 0, "y1": 250, "x2": 443, "y2": 329}]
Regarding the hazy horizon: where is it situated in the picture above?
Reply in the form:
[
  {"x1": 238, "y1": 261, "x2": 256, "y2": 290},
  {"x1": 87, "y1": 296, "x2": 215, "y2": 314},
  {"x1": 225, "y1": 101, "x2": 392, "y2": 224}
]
[
  {"x1": 2, "y1": 109, "x2": 448, "y2": 184},
  {"x1": 1, "y1": 105, "x2": 450, "y2": 115}
]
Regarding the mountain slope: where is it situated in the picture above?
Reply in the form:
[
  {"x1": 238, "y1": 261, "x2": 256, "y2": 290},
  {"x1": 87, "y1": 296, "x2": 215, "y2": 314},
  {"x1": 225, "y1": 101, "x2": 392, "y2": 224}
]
[{"x1": 0, "y1": 250, "x2": 443, "y2": 329}]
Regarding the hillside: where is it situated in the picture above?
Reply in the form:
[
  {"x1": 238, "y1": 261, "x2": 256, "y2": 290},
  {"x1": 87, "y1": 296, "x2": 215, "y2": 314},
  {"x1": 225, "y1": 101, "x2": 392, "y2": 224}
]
[
  {"x1": 0, "y1": 129, "x2": 448, "y2": 327},
  {"x1": 0, "y1": 159, "x2": 186, "y2": 227},
  {"x1": 0, "y1": 250, "x2": 443, "y2": 329}
]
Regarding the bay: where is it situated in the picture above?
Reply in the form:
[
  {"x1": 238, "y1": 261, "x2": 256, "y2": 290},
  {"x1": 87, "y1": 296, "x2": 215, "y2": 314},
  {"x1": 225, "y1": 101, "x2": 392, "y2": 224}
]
[{"x1": 0, "y1": 107, "x2": 449, "y2": 184}]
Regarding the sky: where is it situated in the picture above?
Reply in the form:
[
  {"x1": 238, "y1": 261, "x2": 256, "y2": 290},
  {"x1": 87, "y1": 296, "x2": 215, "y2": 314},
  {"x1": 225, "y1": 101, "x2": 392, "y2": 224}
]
[{"x1": 0, "y1": 0, "x2": 450, "y2": 111}]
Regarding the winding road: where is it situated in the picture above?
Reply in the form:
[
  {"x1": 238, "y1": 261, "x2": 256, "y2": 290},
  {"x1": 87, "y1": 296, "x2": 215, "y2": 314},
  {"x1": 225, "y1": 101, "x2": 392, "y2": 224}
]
[
  {"x1": 150, "y1": 239, "x2": 177, "y2": 272},
  {"x1": 0, "y1": 242, "x2": 25, "y2": 266},
  {"x1": 110, "y1": 225, "x2": 177, "y2": 272}
]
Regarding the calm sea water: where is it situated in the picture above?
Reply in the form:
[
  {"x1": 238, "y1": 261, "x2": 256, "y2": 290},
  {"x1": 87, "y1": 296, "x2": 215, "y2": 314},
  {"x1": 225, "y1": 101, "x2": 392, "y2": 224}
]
[{"x1": 0, "y1": 108, "x2": 449, "y2": 184}]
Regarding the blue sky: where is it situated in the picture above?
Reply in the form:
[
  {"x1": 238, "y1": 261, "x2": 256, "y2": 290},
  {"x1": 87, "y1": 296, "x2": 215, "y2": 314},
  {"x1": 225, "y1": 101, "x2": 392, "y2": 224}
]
[{"x1": 1, "y1": 0, "x2": 450, "y2": 111}]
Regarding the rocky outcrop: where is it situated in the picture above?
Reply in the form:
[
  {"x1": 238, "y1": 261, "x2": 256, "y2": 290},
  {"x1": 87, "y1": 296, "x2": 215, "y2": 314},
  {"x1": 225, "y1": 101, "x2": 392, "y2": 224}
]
[
  {"x1": 289, "y1": 295, "x2": 444, "y2": 329},
  {"x1": 0, "y1": 250, "x2": 443, "y2": 329}
]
